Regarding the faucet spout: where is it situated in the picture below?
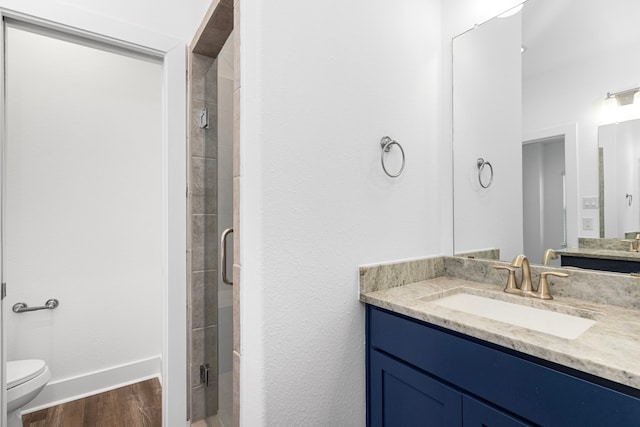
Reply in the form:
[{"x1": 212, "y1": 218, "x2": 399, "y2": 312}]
[
  {"x1": 511, "y1": 254, "x2": 533, "y2": 293},
  {"x1": 542, "y1": 249, "x2": 557, "y2": 266}
]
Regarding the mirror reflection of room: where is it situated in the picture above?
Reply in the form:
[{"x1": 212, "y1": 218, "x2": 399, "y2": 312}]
[
  {"x1": 599, "y1": 119, "x2": 640, "y2": 240},
  {"x1": 453, "y1": 0, "x2": 640, "y2": 271}
]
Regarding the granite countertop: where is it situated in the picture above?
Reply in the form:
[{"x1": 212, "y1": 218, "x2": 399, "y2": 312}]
[
  {"x1": 361, "y1": 274, "x2": 640, "y2": 390},
  {"x1": 559, "y1": 247, "x2": 640, "y2": 262}
]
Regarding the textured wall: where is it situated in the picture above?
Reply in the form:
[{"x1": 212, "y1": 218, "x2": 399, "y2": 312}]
[{"x1": 238, "y1": 0, "x2": 443, "y2": 424}]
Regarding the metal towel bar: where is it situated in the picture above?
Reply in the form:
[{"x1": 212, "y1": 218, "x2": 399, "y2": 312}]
[{"x1": 12, "y1": 298, "x2": 59, "y2": 313}]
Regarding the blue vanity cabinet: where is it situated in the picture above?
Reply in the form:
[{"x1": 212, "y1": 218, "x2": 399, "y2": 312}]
[
  {"x1": 462, "y1": 396, "x2": 530, "y2": 427},
  {"x1": 560, "y1": 254, "x2": 640, "y2": 273},
  {"x1": 369, "y1": 348, "x2": 527, "y2": 426},
  {"x1": 369, "y1": 349, "x2": 462, "y2": 426},
  {"x1": 366, "y1": 305, "x2": 640, "y2": 426}
]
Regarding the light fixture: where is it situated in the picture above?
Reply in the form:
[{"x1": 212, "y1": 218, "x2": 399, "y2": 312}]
[
  {"x1": 605, "y1": 87, "x2": 640, "y2": 106},
  {"x1": 498, "y1": 4, "x2": 523, "y2": 18},
  {"x1": 601, "y1": 86, "x2": 640, "y2": 124}
]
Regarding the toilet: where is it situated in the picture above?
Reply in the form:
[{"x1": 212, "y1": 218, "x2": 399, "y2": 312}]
[{"x1": 7, "y1": 360, "x2": 51, "y2": 427}]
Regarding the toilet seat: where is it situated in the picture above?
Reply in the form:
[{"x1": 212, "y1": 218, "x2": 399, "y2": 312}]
[{"x1": 7, "y1": 360, "x2": 47, "y2": 389}]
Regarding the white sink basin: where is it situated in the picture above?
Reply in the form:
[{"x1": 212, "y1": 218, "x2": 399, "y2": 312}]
[{"x1": 431, "y1": 292, "x2": 596, "y2": 340}]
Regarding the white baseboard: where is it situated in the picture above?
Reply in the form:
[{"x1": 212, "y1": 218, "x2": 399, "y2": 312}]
[{"x1": 20, "y1": 356, "x2": 162, "y2": 415}]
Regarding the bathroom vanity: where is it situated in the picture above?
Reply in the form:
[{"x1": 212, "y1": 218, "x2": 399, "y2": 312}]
[
  {"x1": 559, "y1": 248, "x2": 640, "y2": 274},
  {"x1": 361, "y1": 256, "x2": 640, "y2": 426}
]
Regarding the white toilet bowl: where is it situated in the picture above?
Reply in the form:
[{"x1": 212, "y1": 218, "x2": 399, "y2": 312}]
[{"x1": 7, "y1": 360, "x2": 51, "y2": 427}]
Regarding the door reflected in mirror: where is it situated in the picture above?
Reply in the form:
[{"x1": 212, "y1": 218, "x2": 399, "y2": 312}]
[{"x1": 523, "y1": 136, "x2": 566, "y2": 265}]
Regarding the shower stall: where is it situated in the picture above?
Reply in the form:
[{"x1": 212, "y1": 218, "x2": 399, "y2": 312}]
[{"x1": 187, "y1": 23, "x2": 235, "y2": 427}]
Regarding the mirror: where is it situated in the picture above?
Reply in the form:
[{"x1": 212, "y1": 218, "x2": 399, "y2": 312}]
[
  {"x1": 599, "y1": 119, "x2": 640, "y2": 239},
  {"x1": 453, "y1": 0, "x2": 640, "y2": 267}
]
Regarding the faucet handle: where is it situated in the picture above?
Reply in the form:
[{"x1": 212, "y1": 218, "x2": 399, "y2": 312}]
[
  {"x1": 535, "y1": 271, "x2": 569, "y2": 300},
  {"x1": 493, "y1": 265, "x2": 519, "y2": 294}
]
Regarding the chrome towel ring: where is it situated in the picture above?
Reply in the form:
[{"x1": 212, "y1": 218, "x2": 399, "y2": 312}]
[
  {"x1": 380, "y1": 136, "x2": 405, "y2": 178},
  {"x1": 477, "y1": 158, "x2": 493, "y2": 188}
]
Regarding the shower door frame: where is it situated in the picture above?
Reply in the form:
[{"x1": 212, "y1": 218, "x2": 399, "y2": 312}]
[{"x1": 0, "y1": 10, "x2": 188, "y2": 427}]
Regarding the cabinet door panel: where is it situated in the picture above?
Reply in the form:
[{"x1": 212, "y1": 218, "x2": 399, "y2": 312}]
[
  {"x1": 370, "y1": 350, "x2": 462, "y2": 427},
  {"x1": 463, "y1": 396, "x2": 531, "y2": 427}
]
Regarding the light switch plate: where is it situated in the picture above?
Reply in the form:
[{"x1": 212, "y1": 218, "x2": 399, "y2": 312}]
[
  {"x1": 582, "y1": 217, "x2": 594, "y2": 230},
  {"x1": 583, "y1": 196, "x2": 598, "y2": 209}
]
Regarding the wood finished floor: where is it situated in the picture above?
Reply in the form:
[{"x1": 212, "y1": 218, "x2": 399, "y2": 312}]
[{"x1": 22, "y1": 378, "x2": 161, "y2": 427}]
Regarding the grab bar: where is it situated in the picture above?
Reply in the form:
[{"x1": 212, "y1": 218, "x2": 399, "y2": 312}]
[
  {"x1": 221, "y1": 227, "x2": 234, "y2": 285},
  {"x1": 12, "y1": 298, "x2": 59, "y2": 313}
]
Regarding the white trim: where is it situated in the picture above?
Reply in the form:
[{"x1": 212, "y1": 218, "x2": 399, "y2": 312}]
[
  {"x1": 0, "y1": 9, "x2": 6, "y2": 427},
  {"x1": 163, "y1": 43, "x2": 188, "y2": 427},
  {"x1": 524, "y1": 123, "x2": 579, "y2": 249},
  {"x1": 0, "y1": 4, "x2": 181, "y2": 53},
  {"x1": 0, "y1": 9, "x2": 187, "y2": 427},
  {"x1": 20, "y1": 357, "x2": 162, "y2": 415},
  {"x1": 4, "y1": 17, "x2": 162, "y2": 63}
]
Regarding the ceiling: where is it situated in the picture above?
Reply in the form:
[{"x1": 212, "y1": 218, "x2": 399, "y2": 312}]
[{"x1": 521, "y1": 0, "x2": 640, "y2": 78}]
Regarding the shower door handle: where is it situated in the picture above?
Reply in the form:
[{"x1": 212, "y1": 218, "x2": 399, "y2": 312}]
[{"x1": 221, "y1": 227, "x2": 234, "y2": 285}]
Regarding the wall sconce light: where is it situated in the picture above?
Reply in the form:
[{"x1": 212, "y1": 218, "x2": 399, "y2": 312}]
[
  {"x1": 601, "y1": 86, "x2": 640, "y2": 124},
  {"x1": 605, "y1": 87, "x2": 640, "y2": 106}
]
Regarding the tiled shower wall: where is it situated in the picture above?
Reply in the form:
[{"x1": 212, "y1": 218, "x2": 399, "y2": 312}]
[{"x1": 189, "y1": 53, "x2": 219, "y2": 421}]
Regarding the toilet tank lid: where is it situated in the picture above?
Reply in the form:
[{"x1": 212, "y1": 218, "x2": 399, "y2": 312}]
[{"x1": 7, "y1": 359, "x2": 46, "y2": 389}]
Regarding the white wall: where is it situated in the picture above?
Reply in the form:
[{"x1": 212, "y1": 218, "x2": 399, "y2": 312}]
[
  {"x1": 0, "y1": 0, "x2": 207, "y2": 50},
  {"x1": 57, "y1": 0, "x2": 211, "y2": 43},
  {"x1": 5, "y1": 24, "x2": 163, "y2": 403},
  {"x1": 239, "y1": 0, "x2": 443, "y2": 424}
]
